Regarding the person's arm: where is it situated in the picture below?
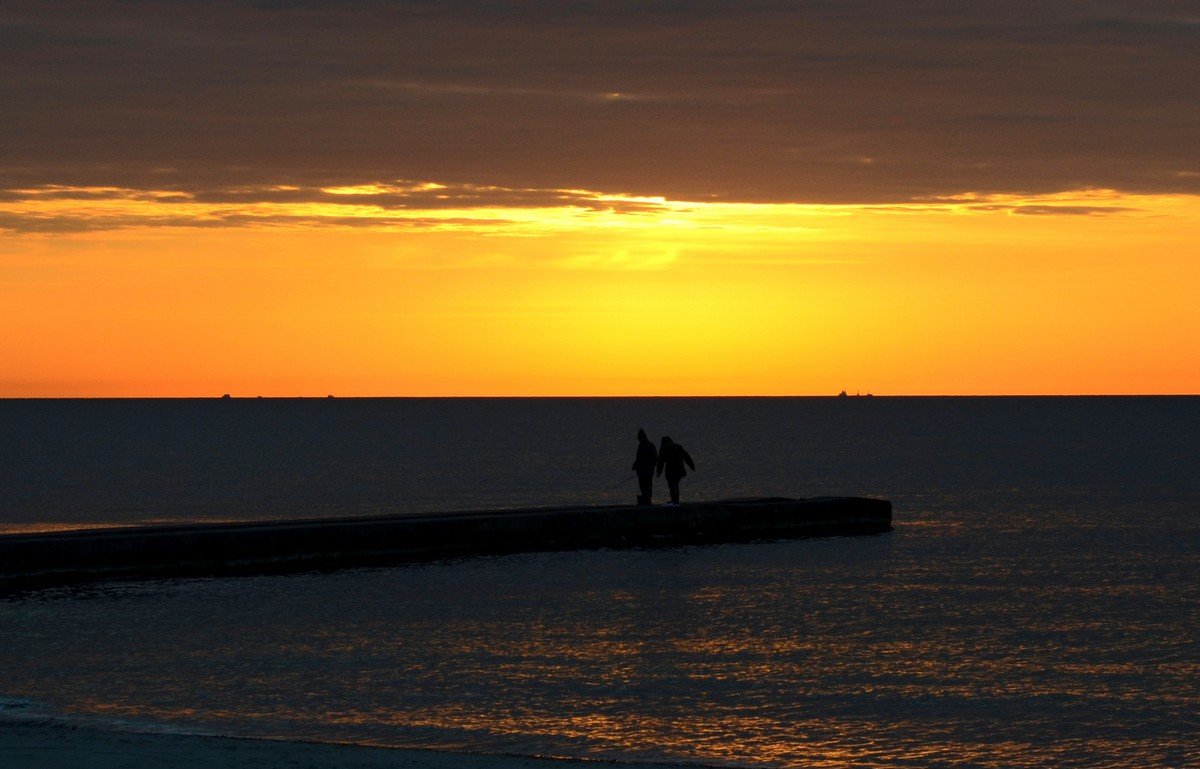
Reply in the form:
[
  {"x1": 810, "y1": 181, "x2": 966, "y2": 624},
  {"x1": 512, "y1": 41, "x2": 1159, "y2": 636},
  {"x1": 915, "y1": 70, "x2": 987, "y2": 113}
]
[
  {"x1": 683, "y1": 449, "x2": 695, "y2": 471},
  {"x1": 656, "y1": 452, "x2": 664, "y2": 477}
]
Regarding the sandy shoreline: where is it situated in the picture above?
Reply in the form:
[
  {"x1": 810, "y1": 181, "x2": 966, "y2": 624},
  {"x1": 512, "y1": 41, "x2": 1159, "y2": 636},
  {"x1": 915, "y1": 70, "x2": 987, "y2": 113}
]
[{"x1": 0, "y1": 721, "x2": 687, "y2": 769}]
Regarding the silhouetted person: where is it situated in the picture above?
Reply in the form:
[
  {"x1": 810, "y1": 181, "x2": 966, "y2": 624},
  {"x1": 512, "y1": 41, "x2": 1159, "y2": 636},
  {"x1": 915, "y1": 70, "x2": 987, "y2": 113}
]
[
  {"x1": 656, "y1": 436, "x2": 695, "y2": 504},
  {"x1": 632, "y1": 428, "x2": 658, "y2": 505}
]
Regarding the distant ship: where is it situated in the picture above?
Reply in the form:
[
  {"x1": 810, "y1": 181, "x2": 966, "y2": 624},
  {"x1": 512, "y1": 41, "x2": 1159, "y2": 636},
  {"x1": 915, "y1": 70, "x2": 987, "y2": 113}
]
[{"x1": 838, "y1": 390, "x2": 873, "y2": 398}]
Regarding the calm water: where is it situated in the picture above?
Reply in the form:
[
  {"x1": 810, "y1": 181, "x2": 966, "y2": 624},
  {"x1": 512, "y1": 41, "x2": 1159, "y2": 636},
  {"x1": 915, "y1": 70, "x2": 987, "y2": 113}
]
[{"x1": 1, "y1": 397, "x2": 1198, "y2": 767}]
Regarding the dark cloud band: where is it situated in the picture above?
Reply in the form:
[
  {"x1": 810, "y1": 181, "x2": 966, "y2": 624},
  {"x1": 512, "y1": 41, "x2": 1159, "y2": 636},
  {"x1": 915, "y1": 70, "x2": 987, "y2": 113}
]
[{"x1": 2, "y1": 1, "x2": 1198, "y2": 202}]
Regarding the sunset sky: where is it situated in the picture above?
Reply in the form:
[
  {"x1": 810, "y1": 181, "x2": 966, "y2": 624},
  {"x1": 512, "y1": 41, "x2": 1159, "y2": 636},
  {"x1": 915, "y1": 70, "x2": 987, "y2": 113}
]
[{"x1": 3, "y1": 1, "x2": 1198, "y2": 396}]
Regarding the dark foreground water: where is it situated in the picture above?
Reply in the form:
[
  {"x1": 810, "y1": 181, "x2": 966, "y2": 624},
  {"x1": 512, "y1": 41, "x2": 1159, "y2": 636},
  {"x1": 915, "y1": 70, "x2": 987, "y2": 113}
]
[{"x1": 1, "y1": 397, "x2": 1197, "y2": 767}]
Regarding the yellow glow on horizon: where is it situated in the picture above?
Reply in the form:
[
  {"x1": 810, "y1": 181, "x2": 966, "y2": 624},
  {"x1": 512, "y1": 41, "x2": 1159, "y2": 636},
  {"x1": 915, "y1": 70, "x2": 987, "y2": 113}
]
[{"x1": 1, "y1": 185, "x2": 1198, "y2": 396}]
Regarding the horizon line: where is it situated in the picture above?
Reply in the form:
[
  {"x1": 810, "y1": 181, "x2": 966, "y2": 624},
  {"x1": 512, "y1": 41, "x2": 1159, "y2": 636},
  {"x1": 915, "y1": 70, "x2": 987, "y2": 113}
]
[{"x1": 1, "y1": 393, "x2": 1197, "y2": 401}]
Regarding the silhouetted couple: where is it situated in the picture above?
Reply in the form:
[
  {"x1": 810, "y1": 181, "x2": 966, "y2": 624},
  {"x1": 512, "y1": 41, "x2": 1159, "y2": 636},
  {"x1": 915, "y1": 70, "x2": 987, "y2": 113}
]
[{"x1": 632, "y1": 429, "x2": 695, "y2": 505}]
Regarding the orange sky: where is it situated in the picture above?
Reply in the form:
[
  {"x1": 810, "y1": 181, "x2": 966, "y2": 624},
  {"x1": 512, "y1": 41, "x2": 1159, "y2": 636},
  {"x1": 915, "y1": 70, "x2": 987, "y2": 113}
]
[
  {"x1": 4, "y1": 4, "x2": 1199, "y2": 396},
  {"x1": 2, "y1": 187, "x2": 1197, "y2": 396}
]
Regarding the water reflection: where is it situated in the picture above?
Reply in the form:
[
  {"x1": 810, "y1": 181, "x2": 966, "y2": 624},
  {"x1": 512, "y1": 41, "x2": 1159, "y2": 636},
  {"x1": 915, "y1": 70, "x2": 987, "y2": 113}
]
[{"x1": 2, "y1": 521, "x2": 1197, "y2": 768}]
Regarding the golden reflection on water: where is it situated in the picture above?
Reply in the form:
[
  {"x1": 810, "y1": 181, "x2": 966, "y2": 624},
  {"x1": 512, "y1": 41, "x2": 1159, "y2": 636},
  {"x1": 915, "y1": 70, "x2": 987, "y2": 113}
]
[
  {"x1": 70, "y1": 625, "x2": 1199, "y2": 769},
  {"x1": 11, "y1": 526, "x2": 1194, "y2": 769}
]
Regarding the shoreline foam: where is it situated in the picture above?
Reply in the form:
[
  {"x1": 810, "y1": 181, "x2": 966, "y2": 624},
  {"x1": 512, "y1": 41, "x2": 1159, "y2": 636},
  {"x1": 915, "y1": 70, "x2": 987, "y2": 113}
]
[{"x1": 0, "y1": 720, "x2": 707, "y2": 769}]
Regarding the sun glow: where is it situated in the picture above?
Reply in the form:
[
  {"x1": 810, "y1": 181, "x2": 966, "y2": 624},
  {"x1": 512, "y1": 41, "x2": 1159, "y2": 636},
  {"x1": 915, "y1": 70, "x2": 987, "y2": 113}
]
[{"x1": 1, "y1": 184, "x2": 1197, "y2": 396}]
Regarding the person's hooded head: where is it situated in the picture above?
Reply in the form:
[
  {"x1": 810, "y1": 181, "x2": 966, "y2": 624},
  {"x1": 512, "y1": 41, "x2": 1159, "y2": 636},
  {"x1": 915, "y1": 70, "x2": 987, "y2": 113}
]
[
  {"x1": 637, "y1": 428, "x2": 647, "y2": 441},
  {"x1": 660, "y1": 436, "x2": 673, "y2": 447}
]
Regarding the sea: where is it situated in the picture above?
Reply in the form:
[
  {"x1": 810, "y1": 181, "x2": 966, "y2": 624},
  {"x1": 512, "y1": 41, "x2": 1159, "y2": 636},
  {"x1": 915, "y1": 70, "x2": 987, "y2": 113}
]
[{"x1": 0, "y1": 397, "x2": 1197, "y2": 768}]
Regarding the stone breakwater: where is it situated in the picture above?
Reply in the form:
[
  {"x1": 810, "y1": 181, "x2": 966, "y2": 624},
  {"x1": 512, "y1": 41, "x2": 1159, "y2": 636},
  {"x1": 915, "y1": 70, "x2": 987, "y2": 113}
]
[{"x1": 0, "y1": 497, "x2": 891, "y2": 591}]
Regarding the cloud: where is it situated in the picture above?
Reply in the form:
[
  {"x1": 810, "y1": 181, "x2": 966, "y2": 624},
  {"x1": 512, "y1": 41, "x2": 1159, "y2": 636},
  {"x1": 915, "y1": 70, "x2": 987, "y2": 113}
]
[
  {"x1": 0, "y1": 181, "x2": 676, "y2": 233},
  {"x1": 1010, "y1": 205, "x2": 1138, "y2": 217},
  {"x1": 2, "y1": 180, "x2": 1176, "y2": 236},
  {"x1": 2, "y1": 1, "x2": 1199, "y2": 202}
]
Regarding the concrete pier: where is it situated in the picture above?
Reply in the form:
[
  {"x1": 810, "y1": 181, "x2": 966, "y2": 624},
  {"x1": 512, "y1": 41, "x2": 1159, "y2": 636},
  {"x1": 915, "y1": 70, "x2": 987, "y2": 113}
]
[{"x1": 0, "y1": 497, "x2": 890, "y2": 591}]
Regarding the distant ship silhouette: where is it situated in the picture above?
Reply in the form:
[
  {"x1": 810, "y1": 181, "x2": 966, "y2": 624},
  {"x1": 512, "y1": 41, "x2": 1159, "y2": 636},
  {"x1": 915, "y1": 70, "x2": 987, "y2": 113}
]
[{"x1": 838, "y1": 390, "x2": 873, "y2": 398}]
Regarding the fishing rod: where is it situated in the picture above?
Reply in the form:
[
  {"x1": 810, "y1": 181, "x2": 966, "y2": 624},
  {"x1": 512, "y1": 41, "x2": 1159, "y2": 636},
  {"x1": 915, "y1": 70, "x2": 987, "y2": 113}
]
[{"x1": 606, "y1": 473, "x2": 637, "y2": 490}]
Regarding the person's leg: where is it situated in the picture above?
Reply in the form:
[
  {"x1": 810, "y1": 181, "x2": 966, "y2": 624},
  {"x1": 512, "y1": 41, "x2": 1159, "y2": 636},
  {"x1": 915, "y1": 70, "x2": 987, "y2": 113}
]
[
  {"x1": 638, "y1": 472, "x2": 653, "y2": 503},
  {"x1": 668, "y1": 476, "x2": 680, "y2": 504}
]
